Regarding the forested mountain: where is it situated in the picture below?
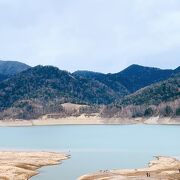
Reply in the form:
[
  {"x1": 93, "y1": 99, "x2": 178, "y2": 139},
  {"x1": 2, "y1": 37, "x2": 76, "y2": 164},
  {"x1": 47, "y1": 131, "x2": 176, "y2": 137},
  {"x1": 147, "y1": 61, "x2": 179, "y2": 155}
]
[
  {"x1": 0, "y1": 60, "x2": 30, "y2": 76},
  {"x1": 0, "y1": 65, "x2": 119, "y2": 110},
  {"x1": 112, "y1": 64, "x2": 177, "y2": 93},
  {"x1": 73, "y1": 70, "x2": 105, "y2": 79},
  {"x1": 74, "y1": 65, "x2": 179, "y2": 93},
  {"x1": 73, "y1": 70, "x2": 129, "y2": 96},
  {"x1": 0, "y1": 74, "x2": 8, "y2": 82},
  {"x1": 121, "y1": 73, "x2": 180, "y2": 106},
  {"x1": 0, "y1": 63, "x2": 179, "y2": 119}
]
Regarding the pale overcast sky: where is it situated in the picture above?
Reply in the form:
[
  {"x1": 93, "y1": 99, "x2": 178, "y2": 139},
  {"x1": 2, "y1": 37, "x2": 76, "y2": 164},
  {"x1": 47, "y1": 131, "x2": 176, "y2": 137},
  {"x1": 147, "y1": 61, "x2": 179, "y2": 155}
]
[{"x1": 0, "y1": 0, "x2": 180, "y2": 72}]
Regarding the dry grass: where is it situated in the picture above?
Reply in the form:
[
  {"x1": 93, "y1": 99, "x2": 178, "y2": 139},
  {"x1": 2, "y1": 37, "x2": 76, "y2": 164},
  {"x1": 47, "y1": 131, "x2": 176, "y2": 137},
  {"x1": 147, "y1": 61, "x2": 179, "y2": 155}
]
[
  {"x1": 167, "y1": 173, "x2": 180, "y2": 180},
  {"x1": 0, "y1": 176, "x2": 9, "y2": 180},
  {"x1": 15, "y1": 163, "x2": 38, "y2": 171}
]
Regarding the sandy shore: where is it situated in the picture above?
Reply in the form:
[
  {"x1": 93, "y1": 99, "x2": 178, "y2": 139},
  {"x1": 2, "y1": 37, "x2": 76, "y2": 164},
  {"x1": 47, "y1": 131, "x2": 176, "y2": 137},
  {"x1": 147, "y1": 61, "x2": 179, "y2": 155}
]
[
  {"x1": 0, "y1": 151, "x2": 69, "y2": 180},
  {"x1": 78, "y1": 156, "x2": 180, "y2": 180},
  {"x1": 0, "y1": 116, "x2": 179, "y2": 127}
]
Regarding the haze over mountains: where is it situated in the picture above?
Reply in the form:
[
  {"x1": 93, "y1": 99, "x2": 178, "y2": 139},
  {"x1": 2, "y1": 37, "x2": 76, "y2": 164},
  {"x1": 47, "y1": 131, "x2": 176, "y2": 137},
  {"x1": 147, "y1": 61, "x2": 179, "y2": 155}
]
[{"x1": 0, "y1": 60, "x2": 179, "y2": 119}]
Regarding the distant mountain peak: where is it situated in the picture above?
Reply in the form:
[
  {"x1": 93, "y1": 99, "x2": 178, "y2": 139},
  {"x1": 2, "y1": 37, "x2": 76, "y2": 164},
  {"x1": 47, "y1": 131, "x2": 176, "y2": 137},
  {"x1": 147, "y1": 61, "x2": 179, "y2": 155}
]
[
  {"x1": 122, "y1": 64, "x2": 161, "y2": 72},
  {"x1": 0, "y1": 60, "x2": 30, "y2": 75},
  {"x1": 127, "y1": 64, "x2": 143, "y2": 68},
  {"x1": 174, "y1": 66, "x2": 180, "y2": 73}
]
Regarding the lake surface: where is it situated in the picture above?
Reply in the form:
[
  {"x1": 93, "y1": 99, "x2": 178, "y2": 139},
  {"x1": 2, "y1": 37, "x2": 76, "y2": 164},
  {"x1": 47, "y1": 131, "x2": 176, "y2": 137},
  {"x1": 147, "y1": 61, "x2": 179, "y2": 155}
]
[{"x1": 0, "y1": 125, "x2": 179, "y2": 180}]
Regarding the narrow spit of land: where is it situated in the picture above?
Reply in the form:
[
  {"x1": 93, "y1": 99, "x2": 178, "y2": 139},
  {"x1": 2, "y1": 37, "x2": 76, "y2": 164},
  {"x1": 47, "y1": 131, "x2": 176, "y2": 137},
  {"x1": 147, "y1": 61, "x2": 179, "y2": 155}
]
[
  {"x1": 78, "y1": 156, "x2": 180, "y2": 180},
  {"x1": 0, "y1": 151, "x2": 69, "y2": 180}
]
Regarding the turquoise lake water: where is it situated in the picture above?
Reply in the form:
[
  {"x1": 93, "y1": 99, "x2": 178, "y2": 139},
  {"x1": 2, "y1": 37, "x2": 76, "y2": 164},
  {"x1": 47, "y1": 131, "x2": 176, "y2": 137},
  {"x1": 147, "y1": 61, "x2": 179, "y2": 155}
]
[{"x1": 0, "y1": 125, "x2": 179, "y2": 180}]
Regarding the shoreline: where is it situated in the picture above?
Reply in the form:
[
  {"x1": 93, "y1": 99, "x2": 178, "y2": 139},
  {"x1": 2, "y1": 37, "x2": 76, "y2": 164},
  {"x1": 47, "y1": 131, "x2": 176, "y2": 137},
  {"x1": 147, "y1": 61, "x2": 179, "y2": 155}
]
[
  {"x1": 0, "y1": 151, "x2": 69, "y2": 180},
  {"x1": 0, "y1": 116, "x2": 179, "y2": 127},
  {"x1": 78, "y1": 156, "x2": 180, "y2": 180},
  {"x1": 1, "y1": 152, "x2": 179, "y2": 180}
]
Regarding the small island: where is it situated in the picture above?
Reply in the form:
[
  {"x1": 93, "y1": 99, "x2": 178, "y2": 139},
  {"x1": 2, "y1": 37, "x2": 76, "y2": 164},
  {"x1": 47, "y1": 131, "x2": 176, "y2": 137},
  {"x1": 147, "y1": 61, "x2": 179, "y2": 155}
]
[{"x1": 0, "y1": 151, "x2": 69, "y2": 180}]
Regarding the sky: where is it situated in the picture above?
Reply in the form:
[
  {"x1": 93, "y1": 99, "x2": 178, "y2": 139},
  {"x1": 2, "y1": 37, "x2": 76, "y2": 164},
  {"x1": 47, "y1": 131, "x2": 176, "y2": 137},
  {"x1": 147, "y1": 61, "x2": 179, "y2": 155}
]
[{"x1": 0, "y1": 0, "x2": 180, "y2": 73}]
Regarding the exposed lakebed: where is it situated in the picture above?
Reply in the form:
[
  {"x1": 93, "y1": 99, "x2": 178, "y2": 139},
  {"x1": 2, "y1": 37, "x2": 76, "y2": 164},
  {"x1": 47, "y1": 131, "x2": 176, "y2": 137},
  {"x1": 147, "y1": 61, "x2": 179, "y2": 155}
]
[{"x1": 0, "y1": 125, "x2": 179, "y2": 180}]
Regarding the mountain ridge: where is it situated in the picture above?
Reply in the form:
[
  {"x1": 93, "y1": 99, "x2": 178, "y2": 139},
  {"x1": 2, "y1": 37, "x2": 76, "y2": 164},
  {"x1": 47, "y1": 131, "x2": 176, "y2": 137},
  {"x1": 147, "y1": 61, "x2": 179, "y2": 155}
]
[
  {"x1": 120, "y1": 72, "x2": 180, "y2": 106},
  {"x1": 0, "y1": 65, "x2": 119, "y2": 110},
  {"x1": 0, "y1": 62, "x2": 179, "y2": 119},
  {"x1": 0, "y1": 60, "x2": 30, "y2": 76},
  {"x1": 75, "y1": 64, "x2": 178, "y2": 93}
]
